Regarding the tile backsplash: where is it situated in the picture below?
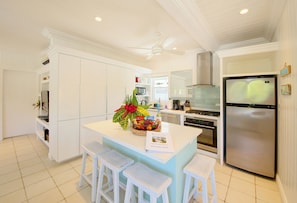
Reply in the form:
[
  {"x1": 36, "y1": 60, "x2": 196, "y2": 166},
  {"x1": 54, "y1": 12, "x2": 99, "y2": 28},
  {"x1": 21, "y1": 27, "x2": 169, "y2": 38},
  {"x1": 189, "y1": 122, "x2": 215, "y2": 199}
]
[{"x1": 190, "y1": 86, "x2": 220, "y2": 110}]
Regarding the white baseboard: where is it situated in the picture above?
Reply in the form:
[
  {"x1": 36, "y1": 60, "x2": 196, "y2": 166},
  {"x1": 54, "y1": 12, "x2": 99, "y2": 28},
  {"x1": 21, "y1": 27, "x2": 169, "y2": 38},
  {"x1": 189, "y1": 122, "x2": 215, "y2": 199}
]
[{"x1": 276, "y1": 174, "x2": 288, "y2": 203}]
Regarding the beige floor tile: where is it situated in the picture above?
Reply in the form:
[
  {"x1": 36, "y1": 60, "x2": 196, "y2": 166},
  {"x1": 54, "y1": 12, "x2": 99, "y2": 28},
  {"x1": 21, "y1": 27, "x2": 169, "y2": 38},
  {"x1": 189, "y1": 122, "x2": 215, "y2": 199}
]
[
  {"x1": 232, "y1": 169, "x2": 255, "y2": 184},
  {"x1": 0, "y1": 162, "x2": 19, "y2": 175},
  {"x1": 23, "y1": 170, "x2": 51, "y2": 186},
  {"x1": 47, "y1": 163, "x2": 73, "y2": 176},
  {"x1": 0, "y1": 178, "x2": 23, "y2": 196},
  {"x1": 28, "y1": 187, "x2": 64, "y2": 203},
  {"x1": 53, "y1": 168, "x2": 80, "y2": 186},
  {"x1": 215, "y1": 163, "x2": 233, "y2": 176},
  {"x1": 25, "y1": 177, "x2": 56, "y2": 199},
  {"x1": 20, "y1": 162, "x2": 46, "y2": 177},
  {"x1": 229, "y1": 176, "x2": 256, "y2": 196},
  {"x1": 0, "y1": 169, "x2": 21, "y2": 184},
  {"x1": 215, "y1": 170, "x2": 231, "y2": 186},
  {"x1": 255, "y1": 176, "x2": 279, "y2": 192},
  {"x1": 256, "y1": 185, "x2": 282, "y2": 203},
  {"x1": 18, "y1": 157, "x2": 43, "y2": 169},
  {"x1": 0, "y1": 188, "x2": 27, "y2": 203},
  {"x1": 64, "y1": 186, "x2": 92, "y2": 203},
  {"x1": 226, "y1": 188, "x2": 256, "y2": 203},
  {"x1": 58, "y1": 178, "x2": 87, "y2": 198},
  {"x1": 216, "y1": 182, "x2": 228, "y2": 201}
]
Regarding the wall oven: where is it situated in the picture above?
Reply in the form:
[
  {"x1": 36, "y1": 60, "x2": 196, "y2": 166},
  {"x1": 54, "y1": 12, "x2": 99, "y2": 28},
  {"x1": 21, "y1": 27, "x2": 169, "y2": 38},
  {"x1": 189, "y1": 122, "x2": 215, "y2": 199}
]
[{"x1": 184, "y1": 112, "x2": 218, "y2": 153}]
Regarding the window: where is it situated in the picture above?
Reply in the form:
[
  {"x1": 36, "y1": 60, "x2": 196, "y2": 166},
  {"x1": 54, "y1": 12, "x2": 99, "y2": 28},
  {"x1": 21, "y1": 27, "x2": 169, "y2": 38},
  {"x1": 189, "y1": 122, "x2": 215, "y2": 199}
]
[{"x1": 152, "y1": 76, "x2": 168, "y2": 102}]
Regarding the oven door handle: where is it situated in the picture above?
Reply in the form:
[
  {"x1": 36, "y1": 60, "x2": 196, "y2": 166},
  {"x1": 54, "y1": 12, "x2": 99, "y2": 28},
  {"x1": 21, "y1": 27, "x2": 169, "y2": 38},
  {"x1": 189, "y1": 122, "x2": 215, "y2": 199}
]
[{"x1": 184, "y1": 122, "x2": 216, "y2": 129}]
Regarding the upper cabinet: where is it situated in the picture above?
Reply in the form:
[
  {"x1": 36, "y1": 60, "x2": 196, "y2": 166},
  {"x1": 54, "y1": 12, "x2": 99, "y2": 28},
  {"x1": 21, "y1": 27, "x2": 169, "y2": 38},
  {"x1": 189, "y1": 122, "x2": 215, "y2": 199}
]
[
  {"x1": 80, "y1": 59, "x2": 107, "y2": 118},
  {"x1": 169, "y1": 69, "x2": 192, "y2": 98},
  {"x1": 216, "y1": 42, "x2": 279, "y2": 77}
]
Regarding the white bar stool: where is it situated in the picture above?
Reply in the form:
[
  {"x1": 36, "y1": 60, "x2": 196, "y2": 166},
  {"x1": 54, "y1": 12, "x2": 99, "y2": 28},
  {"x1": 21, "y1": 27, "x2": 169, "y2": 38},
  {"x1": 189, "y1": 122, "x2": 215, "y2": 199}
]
[
  {"x1": 182, "y1": 154, "x2": 217, "y2": 203},
  {"x1": 96, "y1": 150, "x2": 134, "y2": 203},
  {"x1": 123, "y1": 162, "x2": 172, "y2": 203},
  {"x1": 79, "y1": 142, "x2": 111, "y2": 202}
]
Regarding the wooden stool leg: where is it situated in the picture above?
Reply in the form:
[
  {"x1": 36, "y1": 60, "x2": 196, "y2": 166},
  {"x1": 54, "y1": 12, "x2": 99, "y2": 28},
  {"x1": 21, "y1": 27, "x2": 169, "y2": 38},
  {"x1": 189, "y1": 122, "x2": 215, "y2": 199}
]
[
  {"x1": 210, "y1": 170, "x2": 217, "y2": 203},
  {"x1": 79, "y1": 152, "x2": 87, "y2": 187},
  {"x1": 113, "y1": 171, "x2": 120, "y2": 203},
  {"x1": 182, "y1": 174, "x2": 191, "y2": 203},
  {"x1": 91, "y1": 157, "x2": 98, "y2": 202},
  {"x1": 201, "y1": 179, "x2": 208, "y2": 203},
  {"x1": 138, "y1": 188, "x2": 144, "y2": 203},
  {"x1": 124, "y1": 179, "x2": 133, "y2": 203},
  {"x1": 162, "y1": 190, "x2": 169, "y2": 203},
  {"x1": 96, "y1": 164, "x2": 105, "y2": 203}
]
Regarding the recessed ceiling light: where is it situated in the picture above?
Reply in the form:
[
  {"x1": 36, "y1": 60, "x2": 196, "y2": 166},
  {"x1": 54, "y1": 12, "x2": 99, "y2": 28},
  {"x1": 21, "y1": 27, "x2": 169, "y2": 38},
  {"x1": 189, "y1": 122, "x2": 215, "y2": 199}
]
[
  {"x1": 240, "y1": 9, "x2": 249, "y2": 15},
  {"x1": 95, "y1": 16, "x2": 102, "y2": 22},
  {"x1": 172, "y1": 47, "x2": 177, "y2": 50}
]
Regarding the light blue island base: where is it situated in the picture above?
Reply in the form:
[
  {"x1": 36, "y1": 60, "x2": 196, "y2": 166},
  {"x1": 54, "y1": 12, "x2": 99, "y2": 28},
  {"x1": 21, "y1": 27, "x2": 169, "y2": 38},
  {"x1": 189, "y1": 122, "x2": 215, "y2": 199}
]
[{"x1": 103, "y1": 137, "x2": 196, "y2": 203}]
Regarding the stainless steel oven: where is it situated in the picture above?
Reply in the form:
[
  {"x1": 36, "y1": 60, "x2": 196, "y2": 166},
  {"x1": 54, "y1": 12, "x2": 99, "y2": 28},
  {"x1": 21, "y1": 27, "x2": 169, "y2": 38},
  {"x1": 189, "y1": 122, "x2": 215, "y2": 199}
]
[{"x1": 184, "y1": 115, "x2": 218, "y2": 153}]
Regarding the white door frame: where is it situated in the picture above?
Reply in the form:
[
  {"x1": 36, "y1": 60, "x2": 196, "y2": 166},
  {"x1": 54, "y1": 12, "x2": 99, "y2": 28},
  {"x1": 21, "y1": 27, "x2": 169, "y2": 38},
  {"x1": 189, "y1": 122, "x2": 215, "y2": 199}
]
[{"x1": 0, "y1": 68, "x2": 3, "y2": 141}]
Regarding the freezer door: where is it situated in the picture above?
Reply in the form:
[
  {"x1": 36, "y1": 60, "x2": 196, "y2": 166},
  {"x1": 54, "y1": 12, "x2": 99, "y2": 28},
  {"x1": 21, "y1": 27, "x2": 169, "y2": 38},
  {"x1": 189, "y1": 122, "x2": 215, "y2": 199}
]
[
  {"x1": 225, "y1": 77, "x2": 276, "y2": 105},
  {"x1": 225, "y1": 106, "x2": 276, "y2": 178}
]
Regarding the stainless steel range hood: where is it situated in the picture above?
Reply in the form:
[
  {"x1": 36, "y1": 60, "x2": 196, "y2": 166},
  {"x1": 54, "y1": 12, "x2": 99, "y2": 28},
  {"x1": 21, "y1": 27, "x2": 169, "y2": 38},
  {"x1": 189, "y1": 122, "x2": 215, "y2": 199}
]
[{"x1": 193, "y1": 51, "x2": 213, "y2": 86}]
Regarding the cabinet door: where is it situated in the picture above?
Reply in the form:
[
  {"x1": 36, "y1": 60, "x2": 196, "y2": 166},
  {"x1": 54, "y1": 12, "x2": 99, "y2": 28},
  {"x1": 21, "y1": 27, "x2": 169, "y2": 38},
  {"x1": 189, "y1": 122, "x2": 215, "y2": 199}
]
[
  {"x1": 107, "y1": 65, "x2": 135, "y2": 114},
  {"x1": 80, "y1": 59, "x2": 107, "y2": 117},
  {"x1": 58, "y1": 119, "x2": 80, "y2": 162},
  {"x1": 80, "y1": 115, "x2": 106, "y2": 154},
  {"x1": 58, "y1": 54, "x2": 80, "y2": 120}
]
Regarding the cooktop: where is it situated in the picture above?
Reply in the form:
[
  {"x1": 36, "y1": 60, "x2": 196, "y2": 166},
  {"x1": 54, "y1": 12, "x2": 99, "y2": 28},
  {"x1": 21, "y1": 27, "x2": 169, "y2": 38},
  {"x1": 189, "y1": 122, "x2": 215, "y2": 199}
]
[{"x1": 185, "y1": 109, "x2": 220, "y2": 117}]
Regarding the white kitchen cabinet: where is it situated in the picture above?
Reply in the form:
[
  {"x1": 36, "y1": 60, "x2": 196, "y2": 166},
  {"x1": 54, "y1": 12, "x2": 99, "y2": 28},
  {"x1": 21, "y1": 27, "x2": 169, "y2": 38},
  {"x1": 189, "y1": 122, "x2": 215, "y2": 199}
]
[
  {"x1": 161, "y1": 112, "x2": 181, "y2": 125},
  {"x1": 170, "y1": 70, "x2": 192, "y2": 98},
  {"x1": 57, "y1": 119, "x2": 79, "y2": 162},
  {"x1": 58, "y1": 54, "x2": 80, "y2": 121},
  {"x1": 80, "y1": 59, "x2": 107, "y2": 117},
  {"x1": 107, "y1": 64, "x2": 135, "y2": 115}
]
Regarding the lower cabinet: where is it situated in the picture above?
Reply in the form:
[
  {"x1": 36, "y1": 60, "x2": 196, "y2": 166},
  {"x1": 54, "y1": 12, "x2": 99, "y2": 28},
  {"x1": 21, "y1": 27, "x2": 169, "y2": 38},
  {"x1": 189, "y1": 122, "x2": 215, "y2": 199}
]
[
  {"x1": 161, "y1": 112, "x2": 181, "y2": 125},
  {"x1": 57, "y1": 119, "x2": 80, "y2": 162}
]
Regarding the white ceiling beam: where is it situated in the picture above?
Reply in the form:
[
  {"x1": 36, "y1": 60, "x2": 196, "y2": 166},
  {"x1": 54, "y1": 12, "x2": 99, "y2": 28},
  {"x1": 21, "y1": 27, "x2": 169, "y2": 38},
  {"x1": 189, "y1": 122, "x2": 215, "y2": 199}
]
[{"x1": 156, "y1": 0, "x2": 219, "y2": 51}]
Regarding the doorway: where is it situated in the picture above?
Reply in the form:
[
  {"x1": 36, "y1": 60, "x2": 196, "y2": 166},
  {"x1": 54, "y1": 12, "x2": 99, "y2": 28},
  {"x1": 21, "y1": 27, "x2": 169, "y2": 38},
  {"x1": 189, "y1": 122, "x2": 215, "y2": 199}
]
[{"x1": 2, "y1": 69, "x2": 37, "y2": 138}]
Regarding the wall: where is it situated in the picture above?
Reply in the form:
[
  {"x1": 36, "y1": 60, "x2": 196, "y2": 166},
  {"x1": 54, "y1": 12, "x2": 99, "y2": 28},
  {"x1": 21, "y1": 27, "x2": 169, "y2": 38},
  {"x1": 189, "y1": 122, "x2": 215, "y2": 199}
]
[{"x1": 274, "y1": 0, "x2": 297, "y2": 202}]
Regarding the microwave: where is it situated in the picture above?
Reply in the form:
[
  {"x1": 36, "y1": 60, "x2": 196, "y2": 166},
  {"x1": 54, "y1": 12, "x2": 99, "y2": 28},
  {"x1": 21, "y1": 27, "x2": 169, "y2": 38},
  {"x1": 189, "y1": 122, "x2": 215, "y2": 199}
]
[{"x1": 136, "y1": 87, "x2": 146, "y2": 95}]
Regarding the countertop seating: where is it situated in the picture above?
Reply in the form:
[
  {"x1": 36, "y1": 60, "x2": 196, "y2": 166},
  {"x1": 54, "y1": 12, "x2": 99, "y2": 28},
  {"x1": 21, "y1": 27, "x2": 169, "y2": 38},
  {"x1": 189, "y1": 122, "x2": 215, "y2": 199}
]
[
  {"x1": 85, "y1": 120, "x2": 201, "y2": 202},
  {"x1": 79, "y1": 142, "x2": 111, "y2": 202},
  {"x1": 123, "y1": 162, "x2": 172, "y2": 203},
  {"x1": 183, "y1": 154, "x2": 217, "y2": 203},
  {"x1": 96, "y1": 150, "x2": 134, "y2": 203}
]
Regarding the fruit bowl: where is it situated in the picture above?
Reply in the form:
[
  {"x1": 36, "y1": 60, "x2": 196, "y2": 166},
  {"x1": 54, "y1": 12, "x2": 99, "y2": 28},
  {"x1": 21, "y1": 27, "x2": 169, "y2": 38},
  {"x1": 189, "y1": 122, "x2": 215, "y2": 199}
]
[{"x1": 131, "y1": 116, "x2": 161, "y2": 136}]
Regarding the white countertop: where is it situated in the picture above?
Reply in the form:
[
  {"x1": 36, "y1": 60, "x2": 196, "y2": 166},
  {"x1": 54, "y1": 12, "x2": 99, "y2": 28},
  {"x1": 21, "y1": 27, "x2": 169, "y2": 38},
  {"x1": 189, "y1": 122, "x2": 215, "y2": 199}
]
[{"x1": 84, "y1": 119, "x2": 201, "y2": 163}]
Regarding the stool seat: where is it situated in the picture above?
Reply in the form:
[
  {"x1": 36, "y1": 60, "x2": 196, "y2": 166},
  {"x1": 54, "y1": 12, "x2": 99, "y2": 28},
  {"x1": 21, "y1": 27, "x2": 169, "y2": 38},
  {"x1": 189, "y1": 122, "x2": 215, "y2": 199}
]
[
  {"x1": 81, "y1": 142, "x2": 111, "y2": 158},
  {"x1": 183, "y1": 154, "x2": 217, "y2": 203},
  {"x1": 123, "y1": 162, "x2": 172, "y2": 203},
  {"x1": 96, "y1": 150, "x2": 134, "y2": 203},
  {"x1": 79, "y1": 142, "x2": 111, "y2": 202}
]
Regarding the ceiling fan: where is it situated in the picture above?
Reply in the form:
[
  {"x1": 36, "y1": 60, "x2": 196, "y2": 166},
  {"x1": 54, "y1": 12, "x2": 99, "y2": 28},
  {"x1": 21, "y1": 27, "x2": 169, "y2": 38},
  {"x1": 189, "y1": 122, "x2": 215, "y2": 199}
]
[{"x1": 129, "y1": 32, "x2": 185, "y2": 60}]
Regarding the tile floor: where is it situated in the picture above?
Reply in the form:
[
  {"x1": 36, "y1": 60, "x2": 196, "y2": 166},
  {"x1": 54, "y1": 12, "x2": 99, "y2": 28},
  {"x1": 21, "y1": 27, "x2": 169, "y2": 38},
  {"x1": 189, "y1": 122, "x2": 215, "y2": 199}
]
[{"x1": 0, "y1": 134, "x2": 282, "y2": 203}]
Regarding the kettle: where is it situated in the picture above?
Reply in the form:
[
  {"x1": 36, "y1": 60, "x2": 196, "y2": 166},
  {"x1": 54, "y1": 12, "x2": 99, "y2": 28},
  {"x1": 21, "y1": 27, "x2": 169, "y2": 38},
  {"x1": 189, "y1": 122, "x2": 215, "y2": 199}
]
[{"x1": 184, "y1": 100, "x2": 191, "y2": 111}]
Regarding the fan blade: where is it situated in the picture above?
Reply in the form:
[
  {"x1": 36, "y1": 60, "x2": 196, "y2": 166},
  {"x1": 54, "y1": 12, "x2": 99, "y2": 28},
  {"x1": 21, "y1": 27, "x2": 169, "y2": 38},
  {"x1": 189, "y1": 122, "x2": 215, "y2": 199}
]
[
  {"x1": 163, "y1": 49, "x2": 185, "y2": 55},
  {"x1": 146, "y1": 54, "x2": 153, "y2": 60},
  {"x1": 128, "y1": 46, "x2": 151, "y2": 50}
]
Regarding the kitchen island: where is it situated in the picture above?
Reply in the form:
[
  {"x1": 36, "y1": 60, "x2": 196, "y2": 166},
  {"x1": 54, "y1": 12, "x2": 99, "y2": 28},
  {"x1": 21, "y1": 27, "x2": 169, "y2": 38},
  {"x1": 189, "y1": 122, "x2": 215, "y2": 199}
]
[{"x1": 85, "y1": 119, "x2": 201, "y2": 203}]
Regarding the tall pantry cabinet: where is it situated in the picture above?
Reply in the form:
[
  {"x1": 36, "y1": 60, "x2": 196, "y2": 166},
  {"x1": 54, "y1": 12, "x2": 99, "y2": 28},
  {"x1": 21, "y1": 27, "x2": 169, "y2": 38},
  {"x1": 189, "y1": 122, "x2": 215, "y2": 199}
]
[{"x1": 47, "y1": 49, "x2": 136, "y2": 162}]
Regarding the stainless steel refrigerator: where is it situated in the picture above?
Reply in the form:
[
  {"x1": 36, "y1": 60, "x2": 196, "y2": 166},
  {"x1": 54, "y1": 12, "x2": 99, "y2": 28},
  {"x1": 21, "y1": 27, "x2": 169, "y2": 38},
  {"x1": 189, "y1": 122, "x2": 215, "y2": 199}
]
[{"x1": 224, "y1": 75, "x2": 277, "y2": 178}]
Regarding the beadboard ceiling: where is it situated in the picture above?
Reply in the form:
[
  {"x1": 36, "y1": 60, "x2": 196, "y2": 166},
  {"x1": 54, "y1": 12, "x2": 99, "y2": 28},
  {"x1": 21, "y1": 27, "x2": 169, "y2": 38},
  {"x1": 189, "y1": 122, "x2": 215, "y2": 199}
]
[{"x1": 0, "y1": 0, "x2": 286, "y2": 65}]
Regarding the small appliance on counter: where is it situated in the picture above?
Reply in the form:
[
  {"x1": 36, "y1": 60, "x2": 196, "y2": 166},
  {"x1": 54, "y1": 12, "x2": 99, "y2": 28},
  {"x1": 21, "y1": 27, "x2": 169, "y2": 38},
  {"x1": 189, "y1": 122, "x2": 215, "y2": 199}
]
[
  {"x1": 172, "y1": 100, "x2": 181, "y2": 110},
  {"x1": 184, "y1": 100, "x2": 191, "y2": 111}
]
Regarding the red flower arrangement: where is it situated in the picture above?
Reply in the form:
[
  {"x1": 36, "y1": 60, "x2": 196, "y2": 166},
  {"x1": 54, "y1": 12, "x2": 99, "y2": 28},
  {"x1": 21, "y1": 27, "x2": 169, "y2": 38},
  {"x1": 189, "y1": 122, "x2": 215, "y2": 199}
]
[{"x1": 113, "y1": 88, "x2": 150, "y2": 130}]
